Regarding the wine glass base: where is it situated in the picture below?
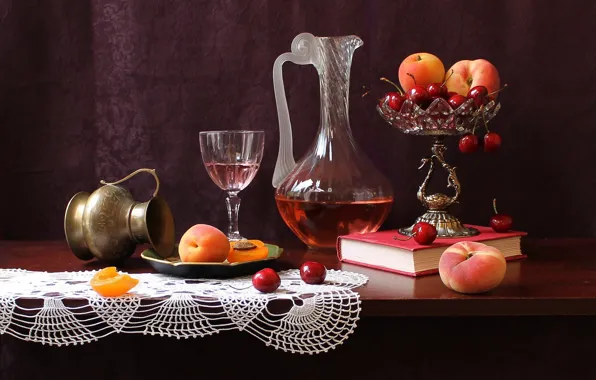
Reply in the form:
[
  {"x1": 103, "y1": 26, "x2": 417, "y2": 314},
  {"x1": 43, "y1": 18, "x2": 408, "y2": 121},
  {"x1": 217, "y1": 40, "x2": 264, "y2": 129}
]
[
  {"x1": 227, "y1": 233, "x2": 246, "y2": 242},
  {"x1": 398, "y1": 210, "x2": 480, "y2": 238}
]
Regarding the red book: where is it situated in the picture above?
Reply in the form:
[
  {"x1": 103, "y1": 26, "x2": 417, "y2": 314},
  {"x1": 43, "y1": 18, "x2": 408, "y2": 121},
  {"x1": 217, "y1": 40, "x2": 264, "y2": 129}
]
[{"x1": 337, "y1": 225, "x2": 527, "y2": 277}]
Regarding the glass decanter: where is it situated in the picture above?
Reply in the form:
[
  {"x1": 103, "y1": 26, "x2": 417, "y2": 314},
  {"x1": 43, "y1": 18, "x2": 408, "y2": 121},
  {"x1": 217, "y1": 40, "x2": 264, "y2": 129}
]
[{"x1": 272, "y1": 33, "x2": 394, "y2": 250}]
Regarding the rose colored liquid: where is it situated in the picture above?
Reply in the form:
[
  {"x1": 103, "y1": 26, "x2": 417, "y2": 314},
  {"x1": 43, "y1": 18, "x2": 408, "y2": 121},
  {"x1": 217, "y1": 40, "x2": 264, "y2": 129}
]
[
  {"x1": 275, "y1": 196, "x2": 393, "y2": 249},
  {"x1": 204, "y1": 162, "x2": 260, "y2": 192}
]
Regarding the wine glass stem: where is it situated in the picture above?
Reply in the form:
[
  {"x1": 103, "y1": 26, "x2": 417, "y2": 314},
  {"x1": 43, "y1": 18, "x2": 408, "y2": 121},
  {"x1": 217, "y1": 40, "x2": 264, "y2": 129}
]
[{"x1": 225, "y1": 191, "x2": 242, "y2": 240}]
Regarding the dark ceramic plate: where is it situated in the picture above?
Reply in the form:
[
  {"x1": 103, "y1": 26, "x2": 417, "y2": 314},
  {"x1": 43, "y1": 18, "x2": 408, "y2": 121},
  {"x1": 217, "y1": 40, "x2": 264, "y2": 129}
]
[{"x1": 141, "y1": 244, "x2": 283, "y2": 278}]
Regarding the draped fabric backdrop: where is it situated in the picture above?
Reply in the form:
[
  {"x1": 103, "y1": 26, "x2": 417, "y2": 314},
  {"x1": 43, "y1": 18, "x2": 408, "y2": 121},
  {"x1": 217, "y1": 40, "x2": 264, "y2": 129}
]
[{"x1": 0, "y1": 0, "x2": 595, "y2": 242}]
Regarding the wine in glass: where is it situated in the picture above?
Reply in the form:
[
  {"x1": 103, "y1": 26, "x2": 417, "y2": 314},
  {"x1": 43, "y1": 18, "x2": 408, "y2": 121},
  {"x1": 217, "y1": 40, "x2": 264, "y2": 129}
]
[{"x1": 199, "y1": 130, "x2": 265, "y2": 241}]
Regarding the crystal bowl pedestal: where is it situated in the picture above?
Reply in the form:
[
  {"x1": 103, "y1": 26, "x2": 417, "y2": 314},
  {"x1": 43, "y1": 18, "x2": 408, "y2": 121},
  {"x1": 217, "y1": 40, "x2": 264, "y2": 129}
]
[{"x1": 377, "y1": 97, "x2": 501, "y2": 238}]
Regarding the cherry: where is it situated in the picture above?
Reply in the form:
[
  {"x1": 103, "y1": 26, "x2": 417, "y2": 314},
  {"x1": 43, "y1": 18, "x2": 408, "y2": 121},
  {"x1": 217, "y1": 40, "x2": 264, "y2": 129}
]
[
  {"x1": 467, "y1": 86, "x2": 489, "y2": 107},
  {"x1": 426, "y1": 69, "x2": 453, "y2": 99},
  {"x1": 300, "y1": 261, "x2": 327, "y2": 284},
  {"x1": 252, "y1": 268, "x2": 281, "y2": 293},
  {"x1": 407, "y1": 86, "x2": 429, "y2": 106},
  {"x1": 379, "y1": 77, "x2": 405, "y2": 112},
  {"x1": 412, "y1": 222, "x2": 437, "y2": 245},
  {"x1": 458, "y1": 133, "x2": 479, "y2": 153},
  {"x1": 483, "y1": 132, "x2": 502, "y2": 152},
  {"x1": 490, "y1": 198, "x2": 513, "y2": 232},
  {"x1": 426, "y1": 83, "x2": 448, "y2": 98},
  {"x1": 393, "y1": 222, "x2": 437, "y2": 245},
  {"x1": 448, "y1": 94, "x2": 468, "y2": 109},
  {"x1": 405, "y1": 73, "x2": 430, "y2": 107},
  {"x1": 380, "y1": 92, "x2": 404, "y2": 111}
]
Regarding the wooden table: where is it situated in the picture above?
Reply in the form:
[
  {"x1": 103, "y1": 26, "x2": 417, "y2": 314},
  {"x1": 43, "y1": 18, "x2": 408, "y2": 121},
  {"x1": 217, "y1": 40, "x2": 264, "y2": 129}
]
[{"x1": 1, "y1": 238, "x2": 595, "y2": 380}]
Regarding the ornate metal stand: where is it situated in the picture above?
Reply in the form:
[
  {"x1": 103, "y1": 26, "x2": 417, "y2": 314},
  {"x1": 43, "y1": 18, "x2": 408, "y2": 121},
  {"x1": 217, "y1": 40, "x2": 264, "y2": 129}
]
[
  {"x1": 376, "y1": 94, "x2": 501, "y2": 238},
  {"x1": 398, "y1": 136, "x2": 479, "y2": 238}
]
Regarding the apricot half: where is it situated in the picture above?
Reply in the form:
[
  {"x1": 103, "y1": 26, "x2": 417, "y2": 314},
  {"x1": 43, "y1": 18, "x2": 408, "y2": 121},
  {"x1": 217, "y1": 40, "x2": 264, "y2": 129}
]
[
  {"x1": 228, "y1": 240, "x2": 269, "y2": 263},
  {"x1": 90, "y1": 267, "x2": 139, "y2": 297}
]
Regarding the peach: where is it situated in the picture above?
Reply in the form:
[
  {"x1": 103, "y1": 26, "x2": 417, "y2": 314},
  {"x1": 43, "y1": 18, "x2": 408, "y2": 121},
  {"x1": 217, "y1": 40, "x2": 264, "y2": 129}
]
[
  {"x1": 398, "y1": 53, "x2": 446, "y2": 92},
  {"x1": 179, "y1": 224, "x2": 230, "y2": 263},
  {"x1": 445, "y1": 59, "x2": 501, "y2": 99},
  {"x1": 438, "y1": 241, "x2": 506, "y2": 294}
]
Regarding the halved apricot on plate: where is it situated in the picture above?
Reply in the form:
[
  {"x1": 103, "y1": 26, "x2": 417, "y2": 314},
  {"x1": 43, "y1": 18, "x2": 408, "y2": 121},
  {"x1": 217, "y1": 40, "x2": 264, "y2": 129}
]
[{"x1": 228, "y1": 240, "x2": 269, "y2": 263}]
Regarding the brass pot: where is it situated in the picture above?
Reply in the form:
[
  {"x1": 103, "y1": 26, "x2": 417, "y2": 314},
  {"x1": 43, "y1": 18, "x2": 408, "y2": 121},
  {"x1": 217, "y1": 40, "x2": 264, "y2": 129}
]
[{"x1": 64, "y1": 168, "x2": 175, "y2": 262}]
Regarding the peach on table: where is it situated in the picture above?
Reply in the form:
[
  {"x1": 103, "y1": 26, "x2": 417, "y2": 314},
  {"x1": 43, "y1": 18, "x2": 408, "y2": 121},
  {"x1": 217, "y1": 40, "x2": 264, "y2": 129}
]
[{"x1": 438, "y1": 241, "x2": 507, "y2": 294}]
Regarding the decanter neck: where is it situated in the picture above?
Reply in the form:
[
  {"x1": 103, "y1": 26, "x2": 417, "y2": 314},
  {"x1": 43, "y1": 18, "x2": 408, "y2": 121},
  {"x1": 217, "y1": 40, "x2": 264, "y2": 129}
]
[{"x1": 314, "y1": 36, "x2": 362, "y2": 148}]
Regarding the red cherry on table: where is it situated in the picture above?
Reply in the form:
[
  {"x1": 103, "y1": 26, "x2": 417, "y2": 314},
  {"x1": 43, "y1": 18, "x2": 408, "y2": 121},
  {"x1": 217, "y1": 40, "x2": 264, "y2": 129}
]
[
  {"x1": 459, "y1": 133, "x2": 479, "y2": 153},
  {"x1": 412, "y1": 222, "x2": 437, "y2": 245},
  {"x1": 467, "y1": 86, "x2": 489, "y2": 107},
  {"x1": 300, "y1": 261, "x2": 327, "y2": 284},
  {"x1": 426, "y1": 83, "x2": 448, "y2": 98},
  {"x1": 483, "y1": 132, "x2": 502, "y2": 152},
  {"x1": 406, "y1": 85, "x2": 430, "y2": 107},
  {"x1": 490, "y1": 198, "x2": 513, "y2": 232},
  {"x1": 252, "y1": 268, "x2": 281, "y2": 293},
  {"x1": 380, "y1": 92, "x2": 404, "y2": 112},
  {"x1": 448, "y1": 94, "x2": 468, "y2": 109}
]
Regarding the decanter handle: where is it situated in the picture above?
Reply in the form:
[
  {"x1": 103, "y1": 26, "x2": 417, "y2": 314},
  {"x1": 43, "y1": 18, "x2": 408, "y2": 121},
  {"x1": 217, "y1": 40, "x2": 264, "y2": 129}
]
[{"x1": 271, "y1": 33, "x2": 318, "y2": 188}]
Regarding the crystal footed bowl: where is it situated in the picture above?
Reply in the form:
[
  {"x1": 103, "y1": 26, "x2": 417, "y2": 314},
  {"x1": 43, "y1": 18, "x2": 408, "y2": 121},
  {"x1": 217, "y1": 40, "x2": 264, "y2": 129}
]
[{"x1": 376, "y1": 97, "x2": 501, "y2": 136}]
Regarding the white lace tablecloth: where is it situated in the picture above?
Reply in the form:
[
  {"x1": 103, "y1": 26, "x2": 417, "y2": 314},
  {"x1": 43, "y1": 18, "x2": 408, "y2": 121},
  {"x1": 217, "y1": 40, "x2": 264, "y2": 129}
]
[{"x1": 0, "y1": 268, "x2": 368, "y2": 354}]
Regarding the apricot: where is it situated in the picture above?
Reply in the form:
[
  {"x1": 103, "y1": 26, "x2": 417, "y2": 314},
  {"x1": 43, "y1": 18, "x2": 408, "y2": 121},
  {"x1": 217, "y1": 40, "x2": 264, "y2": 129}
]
[
  {"x1": 179, "y1": 224, "x2": 230, "y2": 263},
  {"x1": 228, "y1": 240, "x2": 269, "y2": 263},
  {"x1": 90, "y1": 267, "x2": 139, "y2": 297},
  {"x1": 398, "y1": 53, "x2": 446, "y2": 92}
]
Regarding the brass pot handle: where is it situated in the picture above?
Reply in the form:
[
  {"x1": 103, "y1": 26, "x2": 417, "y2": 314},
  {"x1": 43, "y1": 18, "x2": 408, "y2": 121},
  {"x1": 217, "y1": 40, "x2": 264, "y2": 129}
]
[{"x1": 100, "y1": 168, "x2": 161, "y2": 198}]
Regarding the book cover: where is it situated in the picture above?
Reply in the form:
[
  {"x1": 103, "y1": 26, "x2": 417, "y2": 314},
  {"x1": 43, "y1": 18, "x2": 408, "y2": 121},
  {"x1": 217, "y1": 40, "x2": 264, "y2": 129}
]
[{"x1": 337, "y1": 225, "x2": 527, "y2": 277}]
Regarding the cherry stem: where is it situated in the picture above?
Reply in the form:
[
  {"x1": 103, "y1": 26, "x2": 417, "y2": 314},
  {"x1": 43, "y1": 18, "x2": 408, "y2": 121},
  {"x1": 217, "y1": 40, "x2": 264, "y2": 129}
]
[
  {"x1": 488, "y1": 84, "x2": 508, "y2": 97},
  {"x1": 482, "y1": 110, "x2": 489, "y2": 133},
  {"x1": 380, "y1": 77, "x2": 404, "y2": 95},
  {"x1": 406, "y1": 73, "x2": 417, "y2": 85},
  {"x1": 441, "y1": 69, "x2": 454, "y2": 88},
  {"x1": 472, "y1": 117, "x2": 479, "y2": 134},
  {"x1": 393, "y1": 233, "x2": 413, "y2": 241},
  {"x1": 493, "y1": 198, "x2": 499, "y2": 215}
]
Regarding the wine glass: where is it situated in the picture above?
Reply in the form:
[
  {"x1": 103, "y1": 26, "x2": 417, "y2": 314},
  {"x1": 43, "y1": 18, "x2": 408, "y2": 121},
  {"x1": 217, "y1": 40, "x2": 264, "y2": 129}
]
[{"x1": 199, "y1": 130, "x2": 265, "y2": 241}]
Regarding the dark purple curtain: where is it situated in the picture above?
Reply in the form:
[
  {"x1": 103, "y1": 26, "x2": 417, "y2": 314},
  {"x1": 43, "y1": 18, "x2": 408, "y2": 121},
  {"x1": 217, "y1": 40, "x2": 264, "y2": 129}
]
[{"x1": 0, "y1": 0, "x2": 595, "y2": 241}]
